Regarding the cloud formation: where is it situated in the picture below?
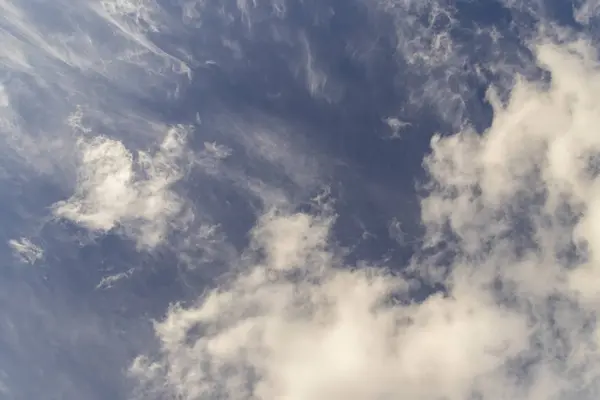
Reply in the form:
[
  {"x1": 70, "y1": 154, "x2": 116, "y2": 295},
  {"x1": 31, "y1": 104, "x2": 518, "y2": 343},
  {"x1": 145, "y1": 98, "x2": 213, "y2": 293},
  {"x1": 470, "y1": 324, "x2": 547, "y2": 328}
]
[
  {"x1": 8, "y1": 237, "x2": 43, "y2": 264},
  {"x1": 52, "y1": 124, "x2": 191, "y2": 249},
  {"x1": 129, "y1": 33, "x2": 600, "y2": 400},
  {"x1": 4, "y1": 0, "x2": 600, "y2": 399},
  {"x1": 0, "y1": 0, "x2": 190, "y2": 185}
]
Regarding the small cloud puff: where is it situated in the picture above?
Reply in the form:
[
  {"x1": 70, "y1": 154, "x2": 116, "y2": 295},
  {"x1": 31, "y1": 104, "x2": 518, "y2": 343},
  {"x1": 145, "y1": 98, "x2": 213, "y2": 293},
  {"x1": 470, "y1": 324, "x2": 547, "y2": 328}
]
[
  {"x1": 8, "y1": 238, "x2": 43, "y2": 264},
  {"x1": 52, "y1": 124, "x2": 191, "y2": 249},
  {"x1": 383, "y1": 117, "x2": 411, "y2": 140}
]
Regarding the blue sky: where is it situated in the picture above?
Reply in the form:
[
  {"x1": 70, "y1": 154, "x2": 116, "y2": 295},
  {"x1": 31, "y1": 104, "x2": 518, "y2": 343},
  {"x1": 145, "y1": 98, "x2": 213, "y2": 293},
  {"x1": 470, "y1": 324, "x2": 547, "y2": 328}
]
[{"x1": 1, "y1": 0, "x2": 600, "y2": 399}]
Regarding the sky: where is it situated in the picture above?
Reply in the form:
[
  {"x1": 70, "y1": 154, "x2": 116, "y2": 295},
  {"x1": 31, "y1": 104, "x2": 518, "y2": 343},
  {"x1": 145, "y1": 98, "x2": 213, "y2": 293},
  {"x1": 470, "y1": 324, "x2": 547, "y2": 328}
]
[{"x1": 2, "y1": 0, "x2": 600, "y2": 399}]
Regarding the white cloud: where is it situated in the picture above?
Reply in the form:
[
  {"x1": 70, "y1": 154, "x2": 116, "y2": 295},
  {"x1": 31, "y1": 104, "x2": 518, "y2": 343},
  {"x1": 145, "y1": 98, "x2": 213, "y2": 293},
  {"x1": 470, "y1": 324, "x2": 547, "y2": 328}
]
[
  {"x1": 383, "y1": 117, "x2": 411, "y2": 140},
  {"x1": 52, "y1": 124, "x2": 191, "y2": 249},
  {"x1": 96, "y1": 268, "x2": 135, "y2": 290},
  {"x1": 249, "y1": 210, "x2": 333, "y2": 272},
  {"x1": 129, "y1": 34, "x2": 600, "y2": 400},
  {"x1": 129, "y1": 208, "x2": 531, "y2": 400},
  {"x1": 8, "y1": 237, "x2": 43, "y2": 264}
]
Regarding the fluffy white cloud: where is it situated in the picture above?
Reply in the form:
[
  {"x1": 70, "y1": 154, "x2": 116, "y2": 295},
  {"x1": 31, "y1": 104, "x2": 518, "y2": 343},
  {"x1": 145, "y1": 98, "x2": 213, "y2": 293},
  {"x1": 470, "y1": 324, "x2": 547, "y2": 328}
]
[
  {"x1": 129, "y1": 207, "x2": 533, "y2": 400},
  {"x1": 129, "y1": 34, "x2": 600, "y2": 400},
  {"x1": 249, "y1": 210, "x2": 333, "y2": 271},
  {"x1": 52, "y1": 124, "x2": 191, "y2": 249}
]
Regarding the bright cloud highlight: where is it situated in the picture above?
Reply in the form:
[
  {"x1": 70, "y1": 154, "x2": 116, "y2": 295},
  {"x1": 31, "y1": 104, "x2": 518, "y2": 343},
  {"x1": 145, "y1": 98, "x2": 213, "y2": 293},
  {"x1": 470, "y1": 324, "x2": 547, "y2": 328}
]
[{"x1": 52, "y1": 124, "x2": 191, "y2": 249}]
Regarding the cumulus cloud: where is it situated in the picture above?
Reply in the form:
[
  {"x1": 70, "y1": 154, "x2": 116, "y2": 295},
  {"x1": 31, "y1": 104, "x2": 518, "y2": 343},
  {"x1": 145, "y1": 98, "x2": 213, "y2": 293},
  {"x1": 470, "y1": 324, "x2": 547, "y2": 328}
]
[
  {"x1": 52, "y1": 124, "x2": 191, "y2": 249},
  {"x1": 128, "y1": 33, "x2": 600, "y2": 400},
  {"x1": 129, "y1": 206, "x2": 530, "y2": 400}
]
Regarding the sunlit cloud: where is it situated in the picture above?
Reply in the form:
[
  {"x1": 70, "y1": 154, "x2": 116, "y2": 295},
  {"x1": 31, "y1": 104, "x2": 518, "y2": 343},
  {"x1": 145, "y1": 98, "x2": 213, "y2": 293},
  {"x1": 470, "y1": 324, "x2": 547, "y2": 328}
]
[
  {"x1": 130, "y1": 32, "x2": 600, "y2": 400},
  {"x1": 52, "y1": 124, "x2": 192, "y2": 249}
]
